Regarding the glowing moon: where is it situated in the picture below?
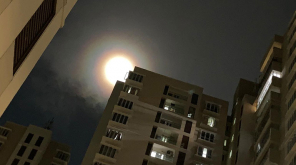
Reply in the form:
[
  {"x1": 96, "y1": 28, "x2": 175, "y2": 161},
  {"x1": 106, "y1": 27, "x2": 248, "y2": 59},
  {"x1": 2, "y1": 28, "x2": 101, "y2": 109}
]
[{"x1": 105, "y1": 56, "x2": 133, "y2": 85}]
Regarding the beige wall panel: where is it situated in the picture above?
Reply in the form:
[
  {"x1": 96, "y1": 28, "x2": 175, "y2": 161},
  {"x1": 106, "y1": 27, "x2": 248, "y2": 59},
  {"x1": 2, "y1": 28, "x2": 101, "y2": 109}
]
[
  {"x1": 0, "y1": 41, "x2": 14, "y2": 96},
  {"x1": 0, "y1": 0, "x2": 43, "y2": 57}
]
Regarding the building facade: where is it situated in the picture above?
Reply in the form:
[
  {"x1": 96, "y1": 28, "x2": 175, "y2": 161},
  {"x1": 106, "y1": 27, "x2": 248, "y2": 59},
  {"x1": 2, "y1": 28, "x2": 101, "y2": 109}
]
[
  {"x1": 82, "y1": 67, "x2": 229, "y2": 165},
  {"x1": 227, "y1": 11, "x2": 296, "y2": 165},
  {"x1": 0, "y1": 0, "x2": 77, "y2": 116},
  {"x1": 0, "y1": 121, "x2": 71, "y2": 165}
]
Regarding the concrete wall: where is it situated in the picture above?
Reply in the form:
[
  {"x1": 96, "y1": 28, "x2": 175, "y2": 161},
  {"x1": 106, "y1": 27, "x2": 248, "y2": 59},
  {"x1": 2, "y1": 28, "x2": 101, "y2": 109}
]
[
  {"x1": 81, "y1": 82, "x2": 124, "y2": 165},
  {"x1": 39, "y1": 140, "x2": 71, "y2": 164},
  {"x1": 0, "y1": 0, "x2": 77, "y2": 117},
  {"x1": 5, "y1": 124, "x2": 52, "y2": 165},
  {"x1": 0, "y1": 122, "x2": 26, "y2": 164}
]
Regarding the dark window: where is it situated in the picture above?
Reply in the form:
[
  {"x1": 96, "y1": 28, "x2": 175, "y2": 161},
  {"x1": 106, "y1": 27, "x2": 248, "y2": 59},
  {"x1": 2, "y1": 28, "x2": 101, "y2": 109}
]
[
  {"x1": 0, "y1": 127, "x2": 10, "y2": 137},
  {"x1": 222, "y1": 154, "x2": 225, "y2": 161},
  {"x1": 56, "y1": 150, "x2": 70, "y2": 161},
  {"x1": 159, "y1": 99, "x2": 165, "y2": 108},
  {"x1": 201, "y1": 131, "x2": 205, "y2": 139},
  {"x1": 11, "y1": 159, "x2": 20, "y2": 165},
  {"x1": 123, "y1": 116, "x2": 128, "y2": 124},
  {"x1": 210, "y1": 134, "x2": 215, "y2": 142},
  {"x1": 35, "y1": 136, "x2": 44, "y2": 147},
  {"x1": 181, "y1": 136, "x2": 189, "y2": 149},
  {"x1": 155, "y1": 112, "x2": 161, "y2": 123},
  {"x1": 239, "y1": 120, "x2": 242, "y2": 131},
  {"x1": 191, "y1": 93, "x2": 199, "y2": 105},
  {"x1": 127, "y1": 72, "x2": 143, "y2": 82},
  {"x1": 240, "y1": 106, "x2": 244, "y2": 117},
  {"x1": 145, "y1": 142, "x2": 153, "y2": 155},
  {"x1": 184, "y1": 121, "x2": 192, "y2": 133},
  {"x1": 24, "y1": 162, "x2": 30, "y2": 165},
  {"x1": 150, "y1": 127, "x2": 157, "y2": 138},
  {"x1": 24, "y1": 133, "x2": 34, "y2": 144},
  {"x1": 17, "y1": 146, "x2": 27, "y2": 157},
  {"x1": 112, "y1": 113, "x2": 128, "y2": 125},
  {"x1": 99, "y1": 145, "x2": 105, "y2": 154},
  {"x1": 197, "y1": 146, "x2": 203, "y2": 156},
  {"x1": 176, "y1": 152, "x2": 186, "y2": 165},
  {"x1": 14, "y1": 0, "x2": 57, "y2": 74},
  {"x1": 237, "y1": 135, "x2": 240, "y2": 147},
  {"x1": 28, "y1": 149, "x2": 37, "y2": 160},
  {"x1": 163, "y1": 85, "x2": 169, "y2": 95},
  {"x1": 142, "y1": 159, "x2": 148, "y2": 165},
  {"x1": 207, "y1": 149, "x2": 212, "y2": 158},
  {"x1": 187, "y1": 107, "x2": 195, "y2": 118}
]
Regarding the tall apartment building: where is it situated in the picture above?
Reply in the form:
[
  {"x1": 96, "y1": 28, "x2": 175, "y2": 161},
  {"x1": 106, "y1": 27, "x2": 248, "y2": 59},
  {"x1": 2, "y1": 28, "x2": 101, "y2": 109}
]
[
  {"x1": 0, "y1": 0, "x2": 77, "y2": 116},
  {"x1": 227, "y1": 11, "x2": 296, "y2": 165},
  {"x1": 0, "y1": 121, "x2": 71, "y2": 165},
  {"x1": 82, "y1": 67, "x2": 229, "y2": 165}
]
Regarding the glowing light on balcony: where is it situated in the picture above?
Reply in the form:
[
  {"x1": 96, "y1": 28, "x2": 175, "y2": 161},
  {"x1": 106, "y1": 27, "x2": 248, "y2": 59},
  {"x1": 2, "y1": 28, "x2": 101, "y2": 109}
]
[
  {"x1": 202, "y1": 148, "x2": 207, "y2": 158},
  {"x1": 257, "y1": 70, "x2": 282, "y2": 109},
  {"x1": 151, "y1": 151, "x2": 156, "y2": 157}
]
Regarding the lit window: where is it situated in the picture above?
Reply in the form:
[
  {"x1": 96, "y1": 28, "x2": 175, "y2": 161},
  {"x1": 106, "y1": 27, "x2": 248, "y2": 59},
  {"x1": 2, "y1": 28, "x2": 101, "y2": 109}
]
[
  {"x1": 229, "y1": 150, "x2": 232, "y2": 158},
  {"x1": 257, "y1": 144, "x2": 261, "y2": 152},
  {"x1": 233, "y1": 118, "x2": 236, "y2": 125},
  {"x1": 164, "y1": 105, "x2": 169, "y2": 110},
  {"x1": 224, "y1": 140, "x2": 227, "y2": 146},
  {"x1": 231, "y1": 134, "x2": 234, "y2": 142},
  {"x1": 207, "y1": 117, "x2": 215, "y2": 127},
  {"x1": 202, "y1": 148, "x2": 207, "y2": 158},
  {"x1": 151, "y1": 151, "x2": 156, "y2": 157}
]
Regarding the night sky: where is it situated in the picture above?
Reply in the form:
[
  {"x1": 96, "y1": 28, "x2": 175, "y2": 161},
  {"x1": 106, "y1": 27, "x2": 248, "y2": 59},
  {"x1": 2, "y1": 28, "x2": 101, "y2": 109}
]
[{"x1": 1, "y1": 1, "x2": 296, "y2": 164}]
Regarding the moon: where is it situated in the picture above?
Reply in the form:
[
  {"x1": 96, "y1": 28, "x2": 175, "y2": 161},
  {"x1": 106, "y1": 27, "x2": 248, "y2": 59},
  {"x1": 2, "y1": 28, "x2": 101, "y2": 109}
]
[{"x1": 105, "y1": 56, "x2": 134, "y2": 85}]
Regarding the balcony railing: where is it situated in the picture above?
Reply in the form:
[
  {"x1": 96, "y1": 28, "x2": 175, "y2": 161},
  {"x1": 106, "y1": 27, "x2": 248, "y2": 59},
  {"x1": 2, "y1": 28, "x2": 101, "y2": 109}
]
[
  {"x1": 256, "y1": 128, "x2": 270, "y2": 158},
  {"x1": 159, "y1": 118, "x2": 181, "y2": 129},
  {"x1": 155, "y1": 135, "x2": 177, "y2": 145},
  {"x1": 257, "y1": 110, "x2": 270, "y2": 133},
  {"x1": 164, "y1": 104, "x2": 184, "y2": 116},
  {"x1": 151, "y1": 151, "x2": 174, "y2": 163},
  {"x1": 126, "y1": 71, "x2": 143, "y2": 83}
]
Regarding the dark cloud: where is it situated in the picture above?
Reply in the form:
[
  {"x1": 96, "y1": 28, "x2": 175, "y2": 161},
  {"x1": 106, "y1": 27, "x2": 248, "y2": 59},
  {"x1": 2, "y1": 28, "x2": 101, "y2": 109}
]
[{"x1": 0, "y1": 57, "x2": 103, "y2": 164}]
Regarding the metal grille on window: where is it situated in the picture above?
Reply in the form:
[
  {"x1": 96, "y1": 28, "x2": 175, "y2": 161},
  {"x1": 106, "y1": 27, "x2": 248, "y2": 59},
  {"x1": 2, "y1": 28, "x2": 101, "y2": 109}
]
[
  {"x1": 128, "y1": 72, "x2": 143, "y2": 82},
  {"x1": 117, "y1": 98, "x2": 133, "y2": 109},
  {"x1": 55, "y1": 151, "x2": 70, "y2": 161},
  {"x1": 112, "y1": 113, "x2": 128, "y2": 124},
  {"x1": 106, "y1": 129, "x2": 123, "y2": 140},
  {"x1": 0, "y1": 127, "x2": 10, "y2": 137},
  {"x1": 206, "y1": 103, "x2": 219, "y2": 113},
  {"x1": 98, "y1": 145, "x2": 116, "y2": 158},
  {"x1": 14, "y1": 0, "x2": 57, "y2": 74}
]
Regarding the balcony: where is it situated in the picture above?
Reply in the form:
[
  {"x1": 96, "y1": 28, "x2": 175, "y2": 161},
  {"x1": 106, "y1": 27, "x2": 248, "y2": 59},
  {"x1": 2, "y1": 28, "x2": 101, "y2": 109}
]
[
  {"x1": 257, "y1": 148, "x2": 280, "y2": 165},
  {"x1": 254, "y1": 128, "x2": 280, "y2": 165},
  {"x1": 150, "y1": 143, "x2": 175, "y2": 163},
  {"x1": 257, "y1": 70, "x2": 282, "y2": 110},
  {"x1": 163, "y1": 99, "x2": 185, "y2": 116},
  {"x1": 256, "y1": 90, "x2": 281, "y2": 117},
  {"x1": 125, "y1": 71, "x2": 144, "y2": 88},
  {"x1": 154, "y1": 127, "x2": 178, "y2": 145},
  {"x1": 159, "y1": 113, "x2": 182, "y2": 130},
  {"x1": 255, "y1": 104, "x2": 280, "y2": 134}
]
